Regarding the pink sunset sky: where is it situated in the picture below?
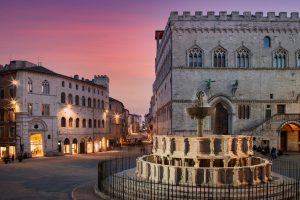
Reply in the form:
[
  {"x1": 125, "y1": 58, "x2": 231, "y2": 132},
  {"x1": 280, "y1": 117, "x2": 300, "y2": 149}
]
[{"x1": 0, "y1": 0, "x2": 299, "y2": 116}]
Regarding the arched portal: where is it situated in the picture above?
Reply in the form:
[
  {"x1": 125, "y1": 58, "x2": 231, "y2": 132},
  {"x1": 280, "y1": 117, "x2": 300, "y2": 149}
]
[
  {"x1": 72, "y1": 138, "x2": 78, "y2": 154},
  {"x1": 64, "y1": 138, "x2": 70, "y2": 154},
  {"x1": 209, "y1": 95, "x2": 235, "y2": 135},
  {"x1": 214, "y1": 103, "x2": 229, "y2": 135},
  {"x1": 87, "y1": 137, "x2": 93, "y2": 153},
  {"x1": 30, "y1": 133, "x2": 44, "y2": 157},
  {"x1": 280, "y1": 122, "x2": 300, "y2": 152},
  {"x1": 79, "y1": 139, "x2": 85, "y2": 154}
]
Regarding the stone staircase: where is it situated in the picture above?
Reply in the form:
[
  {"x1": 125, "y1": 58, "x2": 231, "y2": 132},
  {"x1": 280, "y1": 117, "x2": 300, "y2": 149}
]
[{"x1": 241, "y1": 114, "x2": 300, "y2": 137}]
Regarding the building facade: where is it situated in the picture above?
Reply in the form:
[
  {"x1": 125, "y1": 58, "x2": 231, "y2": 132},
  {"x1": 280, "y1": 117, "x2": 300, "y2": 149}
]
[
  {"x1": 152, "y1": 11, "x2": 300, "y2": 152},
  {"x1": 128, "y1": 114, "x2": 142, "y2": 134},
  {"x1": 0, "y1": 60, "x2": 114, "y2": 158},
  {"x1": 108, "y1": 97, "x2": 128, "y2": 145}
]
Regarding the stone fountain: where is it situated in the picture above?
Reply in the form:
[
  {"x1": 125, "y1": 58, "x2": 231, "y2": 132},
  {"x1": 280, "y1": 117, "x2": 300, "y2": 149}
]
[
  {"x1": 186, "y1": 90, "x2": 213, "y2": 137},
  {"x1": 136, "y1": 91, "x2": 272, "y2": 186}
]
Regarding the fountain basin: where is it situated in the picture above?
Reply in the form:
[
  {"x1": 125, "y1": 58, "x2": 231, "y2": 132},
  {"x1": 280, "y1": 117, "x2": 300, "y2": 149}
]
[{"x1": 186, "y1": 106, "x2": 214, "y2": 119}]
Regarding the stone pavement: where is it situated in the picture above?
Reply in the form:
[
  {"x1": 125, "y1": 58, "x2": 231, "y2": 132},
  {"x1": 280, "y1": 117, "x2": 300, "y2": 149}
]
[
  {"x1": 0, "y1": 146, "x2": 148, "y2": 200},
  {"x1": 72, "y1": 182, "x2": 99, "y2": 200}
]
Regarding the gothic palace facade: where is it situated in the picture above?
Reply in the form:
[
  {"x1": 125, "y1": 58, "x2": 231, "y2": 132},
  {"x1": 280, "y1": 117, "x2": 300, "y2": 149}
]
[{"x1": 151, "y1": 11, "x2": 300, "y2": 152}]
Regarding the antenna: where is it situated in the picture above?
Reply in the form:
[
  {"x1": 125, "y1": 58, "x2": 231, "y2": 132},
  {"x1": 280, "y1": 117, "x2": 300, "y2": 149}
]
[{"x1": 37, "y1": 57, "x2": 42, "y2": 66}]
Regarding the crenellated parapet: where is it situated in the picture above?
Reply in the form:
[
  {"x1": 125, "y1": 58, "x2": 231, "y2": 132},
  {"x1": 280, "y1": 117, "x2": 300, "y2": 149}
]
[{"x1": 169, "y1": 11, "x2": 300, "y2": 21}]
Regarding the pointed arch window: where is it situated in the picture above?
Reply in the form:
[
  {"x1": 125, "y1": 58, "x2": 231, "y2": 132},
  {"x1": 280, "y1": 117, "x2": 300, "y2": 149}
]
[
  {"x1": 237, "y1": 47, "x2": 250, "y2": 68},
  {"x1": 273, "y1": 48, "x2": 288, "y2": 68},
  {"x1": 188, "y1": 47, "x2": 203, "y2": 67},
  {"x1": 61, "y1": 117, "x2": 66, "y2": 127},
  {"x1": 69, "y1": 117, "x2": 73, "y2": 128},
  {"x1": 28, "y1": 78, "x2": 33, "y2": 93},
  {"x1": 213, "y1": 46, "x2": 227, "y2": 68},
  {"x1": 296, "y1": 50, "x2": 300, "y2": 68},
  {"x1": 42, "y1": 80, "x2": 50, "y2": 94}
]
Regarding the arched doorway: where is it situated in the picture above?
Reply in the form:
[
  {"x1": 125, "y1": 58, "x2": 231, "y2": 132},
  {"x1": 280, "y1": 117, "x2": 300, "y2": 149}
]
[
  {"x1": 87, "y1": 137, "x2": 93, "y2": 153},
  {"x1": 30, "y1": 133, "x2": 44, "y2": 157},
  {"x1": 72, "y1": 138, "x2": 78, "y2": 154},
  {"x1": 102, "y1": 137, "x2": 107, "y2": 151},
  {"x1": 213, "y1": 102, "x2": 228, "y2": 135},
  {"x1": 79, "y1": 139, "x2": 85, "y2": 154},
  {"x1": 64, "y1": 138, "x2": 70, "y2": 154},
  {"x1": 94, "y1": 137, "x2": 100, "y2": 152},
  {"x1": 280, "y1": 123, "x2": 300, "y2": 152}
]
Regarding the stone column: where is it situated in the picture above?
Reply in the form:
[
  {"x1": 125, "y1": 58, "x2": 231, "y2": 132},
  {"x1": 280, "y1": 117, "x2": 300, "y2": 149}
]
[
  {"x1": 69, "y1": 142, "x2": 73, "y2": 155},
  {"x1": 266, "y1": 163, "x2": 272, "y2": 181},
  {"x1": 210, "y1": 137, "x2": 215, "y2": 156},
  {"x1": 233, "y1": 168, "x2": 240, "y2": 186},
  {"x1": 261, "y1": 166, "x2": 267, "y2": 183}
]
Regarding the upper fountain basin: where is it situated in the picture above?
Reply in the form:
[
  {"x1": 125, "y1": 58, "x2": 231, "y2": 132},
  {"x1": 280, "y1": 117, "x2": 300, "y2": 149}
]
[{"x1": 186, "y1": 106, "x2": 214, "y2": 119}]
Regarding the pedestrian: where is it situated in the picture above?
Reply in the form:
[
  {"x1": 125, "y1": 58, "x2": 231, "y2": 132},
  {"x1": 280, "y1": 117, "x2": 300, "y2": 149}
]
[{"x1": 11, "y1": 154, "x2": 15, "y2": 162}]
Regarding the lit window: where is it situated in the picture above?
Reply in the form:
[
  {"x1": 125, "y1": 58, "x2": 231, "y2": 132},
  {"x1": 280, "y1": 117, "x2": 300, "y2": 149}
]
[
  {"x1": 69, "y1": 118, "x2": 73, "y2": 127},
  {"x1": 237, "y1": 47, "x2": 250, "y2": 68},
  {"x1": 263, "y1": 36, "x2": 271, "y2": 48},
  {"x1": 188, "y1": 47, "x2": 203, "y2": 67},
  {"x1": 213, "y1": 46, "x2": 227, "y2": 67},
  {"x1": 273, "y1": 48, "x2": 288, "y2": 68},
  {"x1": 42, "y1": 80, "x2": 50, "y2": 94}
]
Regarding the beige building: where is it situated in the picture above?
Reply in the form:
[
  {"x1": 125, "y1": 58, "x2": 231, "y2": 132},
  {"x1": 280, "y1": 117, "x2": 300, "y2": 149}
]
[
  {"x1": 108, "y1": 97, "x2": 128, "y2": 145},
  {"x1": 151, "y1": 11, "x2": 300, "y2": 152},
  {"x1": 0, "y1": 60, "x2": 112, "y2": 157}
]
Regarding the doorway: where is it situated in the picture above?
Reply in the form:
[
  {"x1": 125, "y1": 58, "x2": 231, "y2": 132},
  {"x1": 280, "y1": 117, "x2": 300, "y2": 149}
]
[
  {"x1": 79, "y1": 139, "x2": 85, "y2": 154},
  {"x1": 280, "y1": 123, "x2": 300, "y2": 152},
  {"x1": 213, "y1": 103, "x2": 228, "y2": 135},
  {"x1": 30, "y1": 133, "x2": 44, "y2": 157}
]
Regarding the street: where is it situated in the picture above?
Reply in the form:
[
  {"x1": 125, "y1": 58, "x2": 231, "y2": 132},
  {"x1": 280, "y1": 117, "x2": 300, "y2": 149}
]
[{"x1": 0, "y1": 146, "x2": 146, "y2": 200}]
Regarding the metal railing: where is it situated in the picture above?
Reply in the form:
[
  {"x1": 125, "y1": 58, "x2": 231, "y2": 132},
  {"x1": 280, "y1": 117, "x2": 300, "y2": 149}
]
[{"x1": 98, "y1": 156, "x2": 300, "y2": 200}]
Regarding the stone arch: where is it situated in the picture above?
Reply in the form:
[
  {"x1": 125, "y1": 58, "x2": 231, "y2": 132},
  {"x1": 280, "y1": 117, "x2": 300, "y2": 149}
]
[
  {"x1": 212, "y1": 45, "x2": 228, "y2": 68},
  {"x1": 278, "y1": 121, "x2": 300, "y2": 152},
  {"x1": 28, "y1": 118, "x2": 48, "y2": 132},
  {"x1": 186, "y1": 44, "x2": 204, "y2": 67},
  {"x1": 209, "y1": 95, "x2": 235, "y2": 134},
  {"x1": 79, "y1": 138, "x2": 86, "y2": 154}
]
